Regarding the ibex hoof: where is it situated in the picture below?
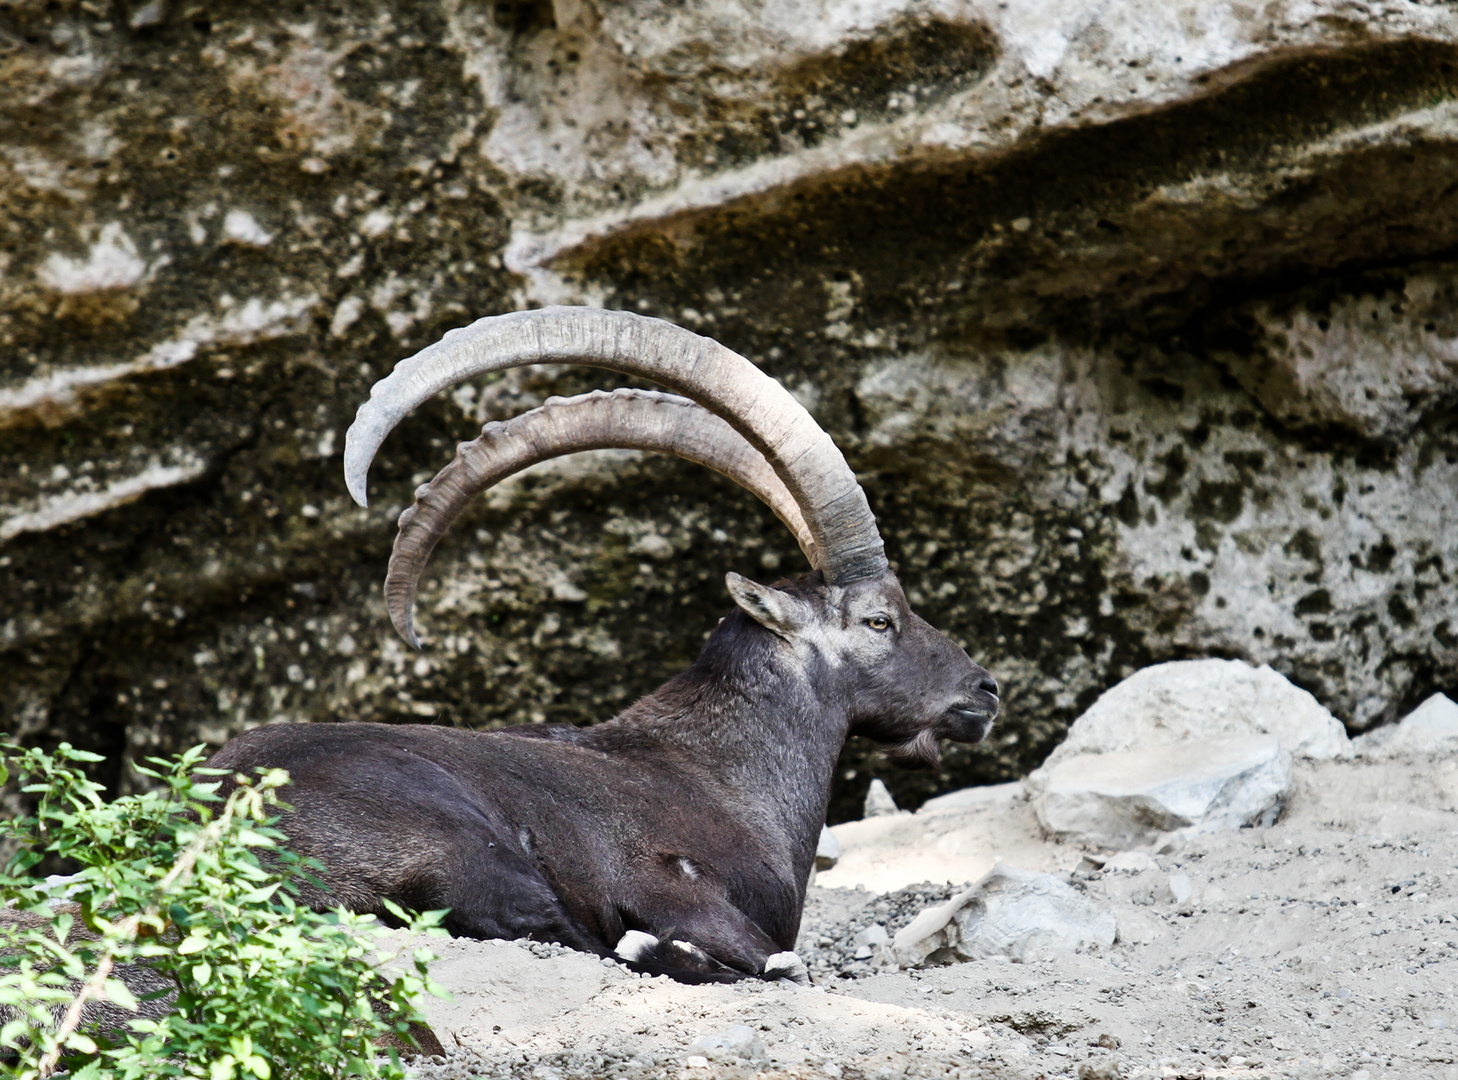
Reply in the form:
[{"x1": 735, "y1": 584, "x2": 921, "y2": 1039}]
[
  {"x1": 670, "y1": 939, "x2": 713, "y2": 967},
  {"x1": 763, "y1": 951, "x2": 810, "y2": 986},
  {"x1": 614, "y1": 930, "x2": 660, "y2": 962}
]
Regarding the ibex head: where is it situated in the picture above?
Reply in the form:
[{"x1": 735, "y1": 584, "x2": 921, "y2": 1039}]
[
  {"x1": 723, "y1": 570, "x2": 998, "y2": 768},
  {"x1": 344, "y1": 306, "x2": 997, "y2": 764}
]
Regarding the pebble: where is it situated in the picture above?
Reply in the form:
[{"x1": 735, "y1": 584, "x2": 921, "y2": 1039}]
[
  {"x1": 1166, "y1": 873, "x2": 1193, "y2": 905},
  {"x1": 688, "y1": 1024, "x2": 768, "y2": 1062},
  {"x1": 864, "y1": 779, "x2": 900, "y2": 818}
]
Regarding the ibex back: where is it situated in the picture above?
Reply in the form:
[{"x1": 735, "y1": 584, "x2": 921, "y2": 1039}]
[{"x1": 209, "y1": 307, "x2": 999, "y2": 983}]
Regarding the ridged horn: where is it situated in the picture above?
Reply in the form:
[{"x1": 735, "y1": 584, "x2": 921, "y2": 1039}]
[
  {"x1": 387, "y1": 389, "x2": 818, "y2": 647},
  {"x1": 344, "y1": 306, "x2": 887, "y2": 586}
]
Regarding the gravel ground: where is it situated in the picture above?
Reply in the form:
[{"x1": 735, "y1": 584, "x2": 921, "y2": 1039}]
[
  {"x1": 795, "y1": 881, "x2": 966, "y2": 983},
  {"x1": 396, "y1": 750, "x2": 1458, "y2": 1080}
]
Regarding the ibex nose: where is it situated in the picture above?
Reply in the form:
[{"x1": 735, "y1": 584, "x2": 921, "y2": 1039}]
[{"x1": 978, "y1": 674, "x2": 1000, "y2": 699}]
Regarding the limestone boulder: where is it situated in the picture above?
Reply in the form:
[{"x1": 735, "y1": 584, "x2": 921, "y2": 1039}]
[
  {"x1": 1031, "y1": 735, "x2": 1293, "y2": 850},
  {"x1": 892, "y1": 863, "x2": 1116, "y2": 968},
  {"x1": 1037, "y1": 659, "x2": 1349, "y2": 770},
  {"x1": 1353, "y1": 694, "x2": 1458, "y2": 759}
]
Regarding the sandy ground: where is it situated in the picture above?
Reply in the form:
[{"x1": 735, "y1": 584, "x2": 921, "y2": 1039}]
[{"x1": 396, "y1": 749, "x2": 1458, "y2": 1080}]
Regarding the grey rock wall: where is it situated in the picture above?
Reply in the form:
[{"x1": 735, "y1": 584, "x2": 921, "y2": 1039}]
[{"x1": 2, "y1": 0, "x2": 1455, "y2": 820}]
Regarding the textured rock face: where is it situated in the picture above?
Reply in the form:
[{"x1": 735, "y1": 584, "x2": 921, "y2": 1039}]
[{"x1": 2, "y1": 0, "x2": 1456, "y2": 818}]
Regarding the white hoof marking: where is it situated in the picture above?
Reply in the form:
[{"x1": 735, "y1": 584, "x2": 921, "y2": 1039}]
[
  {"x1": 615, "y1": 930, "x2": 659, "y2": 962},
  {"x1": 670, "y1": 939, "x2": 712, "y2": 965},
  {"x1": 763, "y1": 951, "x2": 810, "y2": 985}
]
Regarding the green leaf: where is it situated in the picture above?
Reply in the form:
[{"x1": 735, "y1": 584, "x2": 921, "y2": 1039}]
[
  {"x1": 104, "y1": 975, "x2": 140, "y2": 1011},
  {"x1": 64, "y1": 1030, "x2": 99, "y2": 1053},
  {"x1": 380, "y1": 898, "x2": 409, "y2": 922},
  {"x1": 192, "y1": 962, "x2": 212, "y2": 985}
]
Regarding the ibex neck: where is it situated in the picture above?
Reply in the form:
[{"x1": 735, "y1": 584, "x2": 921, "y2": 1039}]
[{"x1": 594, "y1": 617, "x2": 848, "y2": 850}]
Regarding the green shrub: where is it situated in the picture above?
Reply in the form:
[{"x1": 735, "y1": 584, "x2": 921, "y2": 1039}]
[{"x1": 0, "y1": 743, "x2": 448, "y2": 1080}]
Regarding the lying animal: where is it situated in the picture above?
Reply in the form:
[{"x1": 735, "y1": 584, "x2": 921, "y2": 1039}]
[{"x1": 210, "y1": 307, "x2": 999, "y2": 982}]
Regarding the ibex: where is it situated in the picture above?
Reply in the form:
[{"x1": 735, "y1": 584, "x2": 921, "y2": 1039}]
[{"x1": 210, "y1": 307, "x2": 999, "y2": 982}]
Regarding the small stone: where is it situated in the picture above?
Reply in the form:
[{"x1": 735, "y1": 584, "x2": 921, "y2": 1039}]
[
  {"x1": 863, "y1": 778, "x2": 899, "y2": 818},
  {"x1": 815, "y1": 825, "x2": 841, "y2": 870},
  {"x1": 1077, "y1": 1060, "x2": 1123, "y2": 1080},
  {"x1": 631, "y1": 532, "x2": 675, "y2": 561},
  {"x1": 128, "y1": 0, "x2": 164, "y2": 28},
  {"x1": 222, "y1": 209, "x2": 273, "y2": 247},
  {"x1": 1103, "y1": 851, "x2": 1158, "y2": 874},
  {"x1": 685, "y1": 1055, "x2": 710, "y2": 1069},
  {"x1": 689, "y1": 1024, "x2": 768, "y2": 1063},
  {"x1": 853, "y1": 924, "x2": 889, "y2": 948},
  {"x1": 1165, "y1": 873, "x2": 1193, "y2": 906}
]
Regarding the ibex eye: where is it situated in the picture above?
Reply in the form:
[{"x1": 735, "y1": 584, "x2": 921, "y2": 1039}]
[{"x1": 867, "y1": 615, "x2": 890, "y2": 631}]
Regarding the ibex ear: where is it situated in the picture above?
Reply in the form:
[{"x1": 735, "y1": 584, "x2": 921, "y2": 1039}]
[{"x1": 725, "y1": 572, "x2": 810, "y2": 639}]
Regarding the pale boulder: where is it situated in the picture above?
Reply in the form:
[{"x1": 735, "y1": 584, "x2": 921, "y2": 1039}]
[
  {"x1": 1353, "y1": 694, "x2": 1458, "y2": 758},
  {"x1": 1040, "y1": 659, "x2": 1348, "y2": 767},
  {"x1": 1025, "y1": 660, "x2": 1332, "y2": 849},
  {"x1": 892, "y1": 863, "x2": 1116, "y2": 969},
  {"x1": 1032, "y1": 736, "x2": 1293, "y2": 850}
]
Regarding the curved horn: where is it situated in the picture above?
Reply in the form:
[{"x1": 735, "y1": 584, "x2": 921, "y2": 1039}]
[
  {"x1": 387, "y1": 389, "x2": 818, "y2": 647},
  {"x1": 345, "y1": 306, "x2": 887, "y2": 585}
]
